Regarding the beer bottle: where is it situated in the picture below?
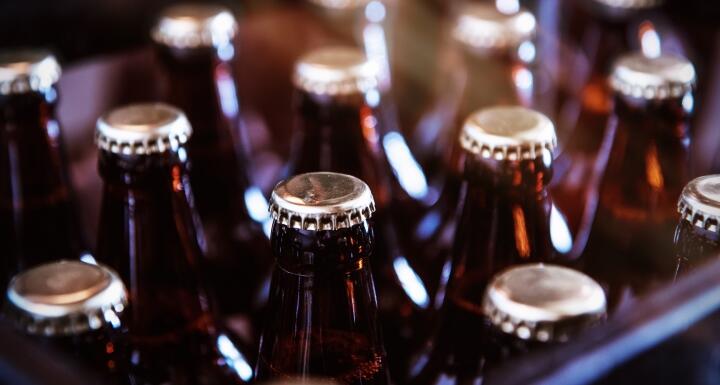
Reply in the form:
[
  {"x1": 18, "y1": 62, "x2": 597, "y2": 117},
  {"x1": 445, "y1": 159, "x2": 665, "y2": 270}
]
[
  {"x1": 152, "y1": 4, "x2": 273, "y2": 317},
  {"x1": 547, "y1": 0, "x2": 674, "y2": 258},
  {"x1": 406, "y1": 3, "x2": 540, "y2": 303},
  {"x1": 287, "y1": 46, "x2": 430, "y2": 380},
  {"x1": 408, "y1": 106, "x2": 563, "y2": 385},
  {"x1": 674, "y1": 175, "x2": 720, "y2": 277},
  {"x1": 4, "y1": 260, "x2": 131, "y2": 384},
  {"x1": 256, "y1": 172, "x2": 389, "y2": 385},
  {"x1": 95, "y1": 103, "x2": 253, "y2": 384},
  {"x1": 482, "y1": 264, "x2": 606, "y2": 373},
  {"x1": 0, "y1": 50, "x2": 87, "y2": 290},
  {"x1": 585, "y1": 52, "x2": 695, "y2": 302}
]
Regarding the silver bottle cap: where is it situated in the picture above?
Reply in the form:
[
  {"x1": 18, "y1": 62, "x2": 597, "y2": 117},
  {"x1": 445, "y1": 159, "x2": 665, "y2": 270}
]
[
  {"x1": 460, "y1": 106, "x2": 556, "y2": 161},
  {"x1": 483, "y1": 264, "x2": 606, "y2": 343},
  {"x1": 308, "y1": 0, "x2": 371, "y2": 10},
  {"x1": 152, "y1": 4, "x2": 238, "y2": 49},
  {"x1": 678, "y1": 175, "x2": 720, "y2": 233},
  {"x1": 293, "y1": 46, "x2": 379, "y2": 97},
  {"x1": 96, "y1": 103, "x2": 192, "y2": 155},
  {"x1": 453, "y1": 3, "x2": 536, "y2": 52},
  {"x1": 610, "y1": 52, "x2": 695, "y2": 100},
  {"x1": 591, "y1": 0, "x2": 664, "y2": 10},
  {"x1": 5, "y1": 260, "x2": 128, "y2": 337},
  {"x1": 270, "y1": 172, "x2": 376, "y2": 231},
  {"x1": 0, "y1": 50, "x2": 61, "y2": 95}
]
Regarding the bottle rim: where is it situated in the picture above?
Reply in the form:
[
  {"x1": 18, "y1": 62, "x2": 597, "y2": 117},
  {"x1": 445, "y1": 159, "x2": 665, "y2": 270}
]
[
  {"x1": 453, "y1": 3, "x2": 536, "y2": 53},
  {"x1": 610, "y1": 52, "x2": 695, "y2": 100}
]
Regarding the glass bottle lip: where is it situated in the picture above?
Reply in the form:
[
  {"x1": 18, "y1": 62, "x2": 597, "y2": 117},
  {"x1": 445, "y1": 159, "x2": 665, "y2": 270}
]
[
  {"x1": 610, "y1": 52, "x2": 695, "y2": 101},
  {"x1": 453, "y1": 3, "x2": 536, "y2": 54},
  {"x1": 151, "y1": 4, "x2": 238, "y2": 49},
  {"x1": 459, "y1": 106, "x2": 557, "y2": 161},
  {"x1": 0, "y1": 49, "x2": 61, "y2": 95},
  {"x1": 270, "y1": 172, "x2": 376, "y2": 231},
  {"x1": 483, "y1": 263, "x2": 606, "y2": 343},
  {"x1": 678, "y1": 175, "x2": 720, "y2": 233},
  {"x1": 293, "y1": 46, "x2": 380, "y2": 97},
  {"x1": 5, "y1": 260, "x2": 128, "y2": 337},
  {"x1": 95, "y1": 103, "x2": 192, "y2": 156}
]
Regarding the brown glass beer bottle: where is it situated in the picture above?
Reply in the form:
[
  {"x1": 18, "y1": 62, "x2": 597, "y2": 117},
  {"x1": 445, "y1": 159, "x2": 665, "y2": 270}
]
[
  {"x1": 482, "y1": 264, "x2": 606, "y2": 375},
  {"x1": 152, "y1": 4, "x2": 274, "y2": 317},
  {"x1": 287, "y1": 46, "x2": 431, "y2": 380},
  {"x1": 4, "y1": 260, "x2": 131, "y2": 385},
  {"x1": 256, "y1": 172, "x2": 389, "y2": 385},
  {"x1": 0, "y1": 50, "x2": 87, "y2": 290},
  {"x1": 408, "y1": 106, "x2": 564, "y2": 385},
  {"x1": 584, "y1": 52, "x2": 695, "y2": 302},
  {"x1": 674, "y1": 175, "x2": 720, "y2": 278},
  {"x1": 95, "y1": 103, "x2": 253, "y2": 384}
]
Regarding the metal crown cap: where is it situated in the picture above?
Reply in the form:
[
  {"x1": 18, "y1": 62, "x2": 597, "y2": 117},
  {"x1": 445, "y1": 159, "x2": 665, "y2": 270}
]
[
  {"x1": 591, "y1": 0, "x2": 664, "y2": 10},
  {"x1": 5, "y1": 260, "x2": 128, "y2": 337},
  {"x1": 483, "y1": 264, "x2": 607, "y2": 343},
  {"x1": 453, "y1": 3, "x2": 536, "y2": 52},
  {"x1": 270, "y1": 172, "x2": 376, "y2": 231},
  {"x1": 96, "y1": 103, "x2": 192, "y2": 155},
  {"x1": 152, "y1": 4, "x2": 238, "y2": 49},
  {"x1": 0, "y1": 50, "x2": 61, "y2": 95},
  {"x1": 678, "y1": 175, "x2": 720, "y2": 233},
  {"x1": 610, "y1": 52, "x2": 695, "y2": 100},
  {"x1": 308, "y1": 0, "x2": 371, "y2": 10},
  {"x1": 460, "y1": 106, "x2": 557, "y2": 161},
  {"x1": 293, "y1": 46, "x2": 379, "y2": 97}
]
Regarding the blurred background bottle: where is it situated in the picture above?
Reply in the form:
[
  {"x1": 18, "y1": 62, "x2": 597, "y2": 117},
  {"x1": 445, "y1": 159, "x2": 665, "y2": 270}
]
[
  {"x1": 94, "y1": 103, "x2": 253, "y2": 384},
  {"x1": 0, "y1": 50, "x2": 87, "y2": 292},
  {"x1": 152, "y1": 4, "x2": 274, "y2": 320},
  {"x1": 256, "y1": 172, "x2": 390, "y2": 385},
  {"x1": 4, "y1": 260, "x2": 131, "y2": 385}
]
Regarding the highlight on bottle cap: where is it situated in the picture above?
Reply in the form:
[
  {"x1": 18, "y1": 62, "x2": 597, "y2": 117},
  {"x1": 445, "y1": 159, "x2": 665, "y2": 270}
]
[
  {"x1": 459, "y1": 106, "x2": 557, "y2": 161},
  {"x1": 96, "y1": 103, "x2": 192, "y2": 155},
  {"x1": 678, "y1": 175, "x2": 720, "y2": 233},
  {"x1": 270, "y1": 172, "x2": 376, "y2": 231},
  {"x1": 5, "y1": 260, "x2": 128, "y2": 337},
  {"x1": 453, "y1": 3, "x2": 536, "y2": 52},
  {"x1": 0, "y1": 50, "x2": 61, "y2": 95},
  {"x1": 590, "y1": 0, "x2": 664, "y2": 10},
  {"x1": 308, "y1": 0, "x2": 371, "y2": 10},
  {"x1": 483, "y1": 264, "x2": 606, "y2": 343},
  {"x1": 293, "y1": 46, "x2": 380, "y2": 97},
  {"x1": 152, "y1": 4, "x2": 238, "y2": 49},
  {"x1": 610, "y1": 52, "x2": 695, "y2": 100}
]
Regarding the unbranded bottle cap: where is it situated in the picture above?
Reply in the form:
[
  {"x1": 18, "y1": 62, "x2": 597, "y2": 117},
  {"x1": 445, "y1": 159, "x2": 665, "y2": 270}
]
[
  {"x1": 152, "y1": 4, "x2": 238, "y2": 49},
  {"x1": 610, "y1": 52, "x2": 695, "y2": 100},
  {"x1": 453, "y1": 3, "x2": 536, "y2": 53},
  {"x1": 0, "y1": 50, "x2": 61, "y2": 95},
  {"x1": 5, "y1": 260, "x2": 128, "y2": 337},
  {"x1": 678, "y1": 175, "x2": 720, "y2": 233},
  {"x1": 293, "y1": 46, "x2": 379, "y2": 97},
  {"x1": 483, "y1": 264, "x2": 606, "y2": 343}
]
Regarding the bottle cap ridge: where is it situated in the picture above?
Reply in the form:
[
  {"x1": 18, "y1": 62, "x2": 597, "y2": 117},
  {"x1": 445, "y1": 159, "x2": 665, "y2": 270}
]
[
  {"x1": 483, "y1": 264, "x2": 606, "y2": 342},
  {"x1": 678, "y1": 175, "x2": 720, "y2": 233},
  {"x1": 453, "y1": 3, "x2": 536, "y2": 52},
  {"x1": 610, "y1": 52, "x2": 695, "y2": 100},
  {"x1": 152, "y1": 4, "x2": 238, "y2": 49},
  {"x1": 0, "y1": 50, "x2": 61, "y2": 95},
  {"x1": 459, "y1": 106, "x2": 556, "y2": 161},
  {"x1": 5, "y1": 260, "x2": 128, "y2": 337},
  {"x1": 293, "y1": 46, "x2": 379, "y2": 97},
  {"x1": 270, "y1": 172, "x2": 376, "y2": 231}
]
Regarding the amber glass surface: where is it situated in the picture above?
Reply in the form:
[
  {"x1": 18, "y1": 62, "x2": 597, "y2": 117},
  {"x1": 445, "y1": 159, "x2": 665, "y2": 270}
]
[
  {"x1": 256, "y1": 221, "x2": 389, "y2": 385},
  {"x1": 287, "y1": 88, "x2": 429, "y2": 381},
  {"x1": 408, "y1": 153, "x2": 559, "y2": 385},
  {"x1": 674, "y1": 220, "x2": 720, "y2": 278},
  {"x1": 583, "y1": 93, "x2": 692, "y2": 308},
  {"x1": 0, "y1": 87, "x2": 85, "y2": 290},
  {"x1": 96, "y1": 150, "x2": 248, "y2": 384},
  {"x1": 155, "y1": 43, "x2": 272, "y2": 317}
]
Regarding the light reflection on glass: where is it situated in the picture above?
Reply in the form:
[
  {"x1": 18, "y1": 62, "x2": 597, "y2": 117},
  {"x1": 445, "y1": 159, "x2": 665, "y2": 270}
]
[
  {"x1": 216, "y1": 67, "x2": 239, "y2": 118},
  {"x1": 365, "y1": 1, "x2": 386, "y2": 23},
  {"x1": 682, "y1": 92, "x2": 694, "y2": 113},
  {"x1": 244, "y1": 186, "x2": 270, "y2": 223},
  {"x1": 496, "y1": 0, "x2": 520, "y2": 14},
  {"x1": 217, "y1": 334, "x2": 254, "y2": 381},
  {"x1": 383, "y1": 132, "x2": 429, "y2": 200},
  {"x1": 415, "y1": 210, "x2": 441, "y2": 240},
  {"x1": 639, "y1": 21, "x2": 661, "y2": 59},
  {"x1": 80, "y1": 253, "x2": 97, "y2": 265},
  {"x1": 550, "y1": 204, "x2": 572, "y2": 254},
  {"x1": 518, "y1": 41, "x2": 536, "y2": 63},
  {"x1": 393, "y1": 256, "x2": 430, "y2": 309},
  {"x1": 363, "y1": 22, "x2": 391, "y2": 90}
]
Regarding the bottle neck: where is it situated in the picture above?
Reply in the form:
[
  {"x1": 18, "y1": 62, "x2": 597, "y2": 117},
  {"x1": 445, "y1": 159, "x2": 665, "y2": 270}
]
[
  {"x1": 96, "y1": 149, "x2": 213, "y2": 337},
  {"x1": 258, "y1": 221, "x2": 388, "y2": 383},
  {"x1": 289, "y1": 90, "x2": 391, "y2": 207}
]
